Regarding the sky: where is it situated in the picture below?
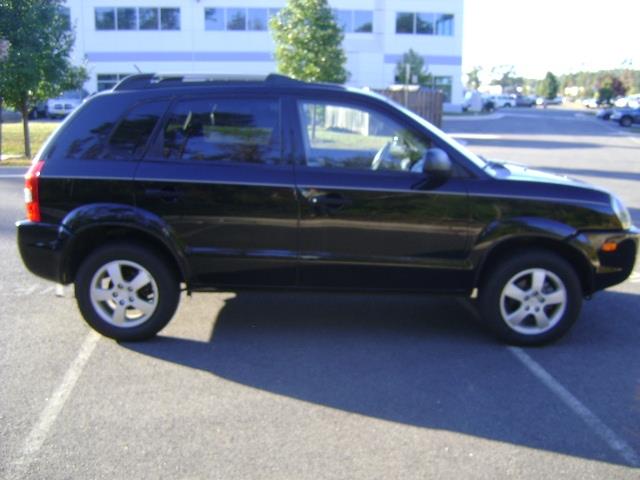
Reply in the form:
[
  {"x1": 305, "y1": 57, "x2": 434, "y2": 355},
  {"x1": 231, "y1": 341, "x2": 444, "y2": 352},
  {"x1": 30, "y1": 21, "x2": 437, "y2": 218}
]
[{"x1": 462, "y1": 0, "x2": 640, "y2": 79}]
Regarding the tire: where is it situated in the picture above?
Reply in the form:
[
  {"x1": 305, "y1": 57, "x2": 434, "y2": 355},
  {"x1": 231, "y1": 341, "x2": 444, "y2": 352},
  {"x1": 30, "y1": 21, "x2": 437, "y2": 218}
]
[
  {"x1": 620, "y1": 116, "x2": 632, "y2": 127},
  {"x1": 478, "y1": 250, "x2": 582, "y2": 346},
  {"x1": 75, "y1": 243, "x2": 180, "y2": 341}
]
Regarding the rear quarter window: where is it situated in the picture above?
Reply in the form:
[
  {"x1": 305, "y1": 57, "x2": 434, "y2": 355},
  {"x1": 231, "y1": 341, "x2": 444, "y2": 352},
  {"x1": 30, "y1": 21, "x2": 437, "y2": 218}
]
[{"x1": 43, "y1": 94, "x2": 166, "y2": 162}]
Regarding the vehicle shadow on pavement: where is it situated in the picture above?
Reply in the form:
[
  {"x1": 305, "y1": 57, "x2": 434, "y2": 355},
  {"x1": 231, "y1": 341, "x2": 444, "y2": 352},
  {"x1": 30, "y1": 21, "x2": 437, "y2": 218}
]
[{"x1": 123, "y1": 290, "x2": 640, "y2": 467}]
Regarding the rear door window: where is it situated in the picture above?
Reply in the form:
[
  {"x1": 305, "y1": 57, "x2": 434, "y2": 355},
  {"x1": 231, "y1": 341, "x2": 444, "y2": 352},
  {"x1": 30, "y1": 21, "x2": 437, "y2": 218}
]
[{"x1": 160, "y1": 97, "x2": 282, "y2": 165}]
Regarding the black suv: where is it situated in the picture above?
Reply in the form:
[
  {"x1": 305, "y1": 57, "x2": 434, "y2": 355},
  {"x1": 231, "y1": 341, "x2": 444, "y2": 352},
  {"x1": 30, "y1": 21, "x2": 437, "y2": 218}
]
[{"x1": 17, "y1": 74, "x2": 638, "y2": 345}]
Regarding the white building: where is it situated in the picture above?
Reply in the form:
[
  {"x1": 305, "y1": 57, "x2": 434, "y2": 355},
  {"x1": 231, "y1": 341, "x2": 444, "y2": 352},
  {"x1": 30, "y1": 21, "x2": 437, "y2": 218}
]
[{"x1": 64, "y1": 0, "x2": 464, "y2": 106}]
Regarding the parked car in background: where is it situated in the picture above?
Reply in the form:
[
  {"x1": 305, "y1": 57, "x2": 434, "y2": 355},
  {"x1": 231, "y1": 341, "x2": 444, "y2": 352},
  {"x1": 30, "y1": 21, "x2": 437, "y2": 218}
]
[
  {"x1": 46, "y1": 89, "x2": 89, "y2": 118},
  {"x1": 515, "y1": 95, "x2": 536, "y2": 107},
  {"x1": 28, "y1": 101, "x2": 48, "y2": 119},
  {"x1": 536, "y1": 97, "x2": 563, "y2": 106},
  {"x1": 582, "y1": 98, "x2": 599, "y2": 109},
  {"x1": 461, "y1": 90, "x2": 483, "y2": 112},
  {"x1": 16, "y1": 73, "x2": 638, "y2": 346},
  {"x1": 488, "y1": 94, "x2": 516, "y2": 108},
  {"x1": 610, "y1": 106, "x2": 640, "y2": 127},
  {"x1": 614, "y1": 94, "x2": 640, "y2": 109},
  {"x1": 596, "y1": 108, "x2": 614, "y2": 120}
]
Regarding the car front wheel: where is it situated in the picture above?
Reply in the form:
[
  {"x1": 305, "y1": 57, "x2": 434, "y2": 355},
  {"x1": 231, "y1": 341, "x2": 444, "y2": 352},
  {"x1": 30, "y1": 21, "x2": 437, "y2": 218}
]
[
  {"x1": 620, "y1": 116, "x2": 632, "y2": 127},
  {"x1": 479, "y1": 250, "x2": 582, "y2": 345},
  {"x1": 75, "y1": 243, "x2": 180, "y2": 341}
]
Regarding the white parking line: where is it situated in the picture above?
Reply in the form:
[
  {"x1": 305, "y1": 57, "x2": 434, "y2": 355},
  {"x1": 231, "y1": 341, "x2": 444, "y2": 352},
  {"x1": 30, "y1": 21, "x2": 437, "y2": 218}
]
[
  {"x1": 11, "y1": 331, "x2": 100, "y2": 475},
  {"x1": 509, "y1": 346, "x2": 640, "y2": 467}
]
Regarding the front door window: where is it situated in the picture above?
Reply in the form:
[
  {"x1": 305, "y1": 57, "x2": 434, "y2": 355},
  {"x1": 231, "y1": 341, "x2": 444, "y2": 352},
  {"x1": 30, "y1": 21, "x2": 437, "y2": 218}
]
[{"x1": 298, "y1": 101, "x2": 430, "y2": 173}]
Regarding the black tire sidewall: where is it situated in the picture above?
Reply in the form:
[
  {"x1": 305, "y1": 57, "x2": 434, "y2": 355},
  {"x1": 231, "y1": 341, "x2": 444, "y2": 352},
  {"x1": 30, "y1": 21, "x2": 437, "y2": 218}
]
[
  {"x1": 479, "y1": 251, "x2": 583, "y2": 346},
  {"x1": 75, "y1": 243, "x2": 179, "y2": 341}
]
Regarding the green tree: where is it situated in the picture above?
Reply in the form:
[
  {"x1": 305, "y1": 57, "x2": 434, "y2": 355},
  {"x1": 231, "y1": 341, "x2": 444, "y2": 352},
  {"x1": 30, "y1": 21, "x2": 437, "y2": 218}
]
[
  {"x1": 395, "y1": 49, "x2": 432, "y2": 85},
  {"x1": 489, "y1": 65, "x2": 523, "y2": 92},
  {"x1": 596, "y1": 75, "x2": 627, "y2": 104},
  {"x1": 538, "y1": 71, "x2": 560, "y2": 99},
  {"x1": 0, "y1": 0, "x2": 87, "y2": 158},
  {"x1": 466, "y1": 66, "x2": 482, "y2": 90},
  {"x1": 270, "y1": 0, "x2": 348, "y2": 83}
]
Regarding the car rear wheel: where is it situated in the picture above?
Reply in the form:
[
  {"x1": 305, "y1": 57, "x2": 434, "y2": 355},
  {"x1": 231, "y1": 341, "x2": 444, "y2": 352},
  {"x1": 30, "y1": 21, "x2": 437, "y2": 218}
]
[
  {"x1": 75, "y1": 243, "x2": 180, "y2": 341},
  {"x1": 479, "y1": 250, "x2": 582, "y2": 345},
  {"x1": 620, "y1": 116, "x2": 632, "y2": 127}
]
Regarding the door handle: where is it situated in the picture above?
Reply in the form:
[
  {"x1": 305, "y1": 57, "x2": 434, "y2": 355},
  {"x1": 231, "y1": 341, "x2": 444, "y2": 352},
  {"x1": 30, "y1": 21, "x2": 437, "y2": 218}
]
[
  {"x1": 301, "y1": 190, "x2": 350, "y2": 211},
  {"x1": 144, "y1": 186, "x2": 182, "y2": 203}
]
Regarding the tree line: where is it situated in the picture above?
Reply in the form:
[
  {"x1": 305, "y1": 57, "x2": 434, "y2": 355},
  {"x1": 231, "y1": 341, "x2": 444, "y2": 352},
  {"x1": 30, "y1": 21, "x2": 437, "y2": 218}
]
[{"x1": 466, "y1": 65, "x2": 639, "y2": 103}]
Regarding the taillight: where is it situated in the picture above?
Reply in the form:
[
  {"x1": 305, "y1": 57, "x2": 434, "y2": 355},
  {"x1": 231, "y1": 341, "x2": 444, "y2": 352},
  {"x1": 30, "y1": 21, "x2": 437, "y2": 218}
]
[{"x1": 24, "y1": 161, "x2": 45, "y2": 222}]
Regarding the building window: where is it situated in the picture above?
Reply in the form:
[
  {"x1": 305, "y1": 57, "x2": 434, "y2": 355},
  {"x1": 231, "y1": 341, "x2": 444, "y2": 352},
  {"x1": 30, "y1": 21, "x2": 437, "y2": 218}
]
[
  {"x1": 160, "y1": 8, "x2": 180, "y2": 30},
  {"x1": 396, "y1": 12, "x2": 454, "y2": 36},
  {"x1": 226, "y1": 8, "x2": 246, "y2": 30},
  {"x1": 353, "y1": 11, "x2": 373, "y2": 33},
  {"x1": 95, "y1": 7, "x2": 115, "y2": 30},
  {"x1": 59, "y1": 6, "x2": 71, "y2": 31},
  {"x1": 416, "y1": 13, "x2": 433, "y2": 34},
  {"x1": 204, "y1": 8, "x2": 224, "y2": 31},
  {"x1": 395, "y1": 12, "x2": 414, "y2": 34},
  {"x1": 434, "y1": 76, "x2": 452, "y2": 102},
  {"x1": 97, "y1": 73, "x2": 133, "y2": 91},
  {"x1": 117, "y1": 8, "x2": 137, "y2": 30},
  {"x1": 334, "y1": 10, "x2": 352, "y2": 33},
  {"x1": 94, "y1": 7, "x2": 180, "y2": 31},
  {"x1": 139, "y1": 8, "x2": 158, "y2": 29},
  {"x1": 248, "y1": 8, "x2": 268, "y2": 30},
  {"x1": 205, "y1": 7, "x2": 279, "y2": 32},
  {"x1": 333, "y1": 10, "x2": 373, "y2": 33},
  {"x1": 435, "y1": 14, "x2": 454, "y2": 35}
]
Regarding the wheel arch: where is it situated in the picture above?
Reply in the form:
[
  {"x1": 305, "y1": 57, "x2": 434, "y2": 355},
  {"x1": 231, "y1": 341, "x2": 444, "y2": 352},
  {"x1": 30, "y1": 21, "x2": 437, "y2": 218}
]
[
  {"x1": 59, "y1": 204, "x2": 190, "y2": 287},
  {"x1": 474, "y1": 236, "x2": 595, "y2": 296}
]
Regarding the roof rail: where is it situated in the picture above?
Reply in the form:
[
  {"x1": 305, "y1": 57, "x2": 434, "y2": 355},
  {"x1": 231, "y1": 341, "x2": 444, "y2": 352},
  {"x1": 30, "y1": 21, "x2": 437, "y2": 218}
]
[{"x1": 112, "y1": 73, "x2": 304, "y2": 91}]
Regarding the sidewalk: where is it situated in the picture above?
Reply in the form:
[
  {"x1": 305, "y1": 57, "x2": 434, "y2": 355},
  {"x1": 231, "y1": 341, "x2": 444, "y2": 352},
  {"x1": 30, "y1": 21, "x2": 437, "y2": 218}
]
[
  {"x1": 443, "y1": 112, "x2": 504, "y2": 121},
  {"x1": 1, "y1": 154, "x2": 23, "y2": 161}
]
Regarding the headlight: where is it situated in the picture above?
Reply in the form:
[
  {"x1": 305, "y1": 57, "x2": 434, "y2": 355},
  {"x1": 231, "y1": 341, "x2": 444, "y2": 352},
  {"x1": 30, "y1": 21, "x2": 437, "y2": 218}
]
[{"x1": 611, "y1": 195, "x2": 632, "y2": 229}]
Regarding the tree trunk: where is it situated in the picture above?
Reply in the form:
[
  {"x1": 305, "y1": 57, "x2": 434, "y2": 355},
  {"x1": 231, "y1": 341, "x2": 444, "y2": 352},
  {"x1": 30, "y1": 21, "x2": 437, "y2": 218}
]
[{"x1": 21, "y1": 101, "x2": 31, "y2": 159}]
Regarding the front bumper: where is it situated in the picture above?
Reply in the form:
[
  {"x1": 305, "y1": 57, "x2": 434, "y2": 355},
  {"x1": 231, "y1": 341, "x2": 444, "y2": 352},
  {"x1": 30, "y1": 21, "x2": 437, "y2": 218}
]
[
  {"x1": 582, "y1": 226, "x2": 639, "y2": 291},
  {"x1": 16, "y1": 221, "x2": 72, "y2": 284}
]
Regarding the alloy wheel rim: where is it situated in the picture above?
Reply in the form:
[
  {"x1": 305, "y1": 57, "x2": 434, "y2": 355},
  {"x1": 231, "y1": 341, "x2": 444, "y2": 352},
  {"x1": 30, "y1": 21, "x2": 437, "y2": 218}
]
[
  {"x1": 89, "y1": 260, "x2": 158, "y2": 328},
  {"x1": 499, "y1": 268, "x2": 567, "y2": 335}
]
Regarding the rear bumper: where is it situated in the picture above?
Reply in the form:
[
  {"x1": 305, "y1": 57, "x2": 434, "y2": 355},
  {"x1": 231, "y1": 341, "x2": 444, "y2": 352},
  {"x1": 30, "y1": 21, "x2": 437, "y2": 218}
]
[
  {"x1": 16, "y1": 221, "x2": 72, "y2": 284},
  {"x1": 583, "y1": 226, "x2": 639, "y2": 291}
]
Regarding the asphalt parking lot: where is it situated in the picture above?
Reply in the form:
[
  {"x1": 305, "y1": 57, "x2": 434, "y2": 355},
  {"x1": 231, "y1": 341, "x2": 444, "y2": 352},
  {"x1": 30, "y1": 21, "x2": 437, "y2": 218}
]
[{"x1": 1, "y1": 107, "x2": 639, "y2": 479}]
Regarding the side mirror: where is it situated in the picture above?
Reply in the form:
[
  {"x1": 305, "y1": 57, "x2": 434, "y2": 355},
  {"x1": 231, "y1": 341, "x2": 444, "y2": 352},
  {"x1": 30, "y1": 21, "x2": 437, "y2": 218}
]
[{"x1": 423, "y1": 147, "x2": 452, "y2": 180}]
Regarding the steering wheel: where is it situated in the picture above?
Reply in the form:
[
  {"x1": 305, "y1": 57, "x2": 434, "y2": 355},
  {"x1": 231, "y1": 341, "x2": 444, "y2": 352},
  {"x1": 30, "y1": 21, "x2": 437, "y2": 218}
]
[{"x1": 371, "y1": 141, "x2": 392, "y2": 171}]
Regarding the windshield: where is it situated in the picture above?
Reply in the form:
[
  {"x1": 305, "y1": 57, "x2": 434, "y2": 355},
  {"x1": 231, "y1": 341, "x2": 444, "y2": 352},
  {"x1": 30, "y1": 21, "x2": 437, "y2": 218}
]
[{"x1": 379, "y1": 95, "x2": 489, "y2": 171}]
